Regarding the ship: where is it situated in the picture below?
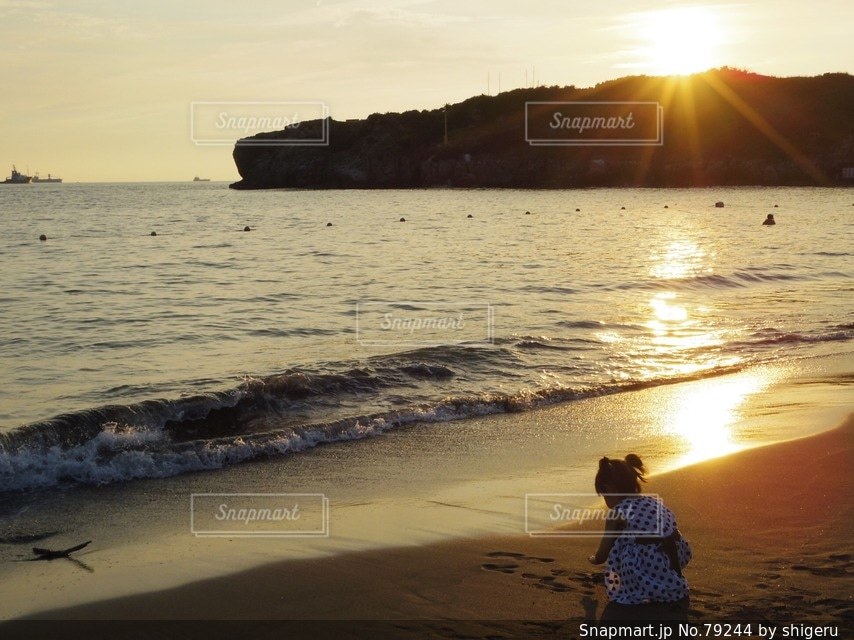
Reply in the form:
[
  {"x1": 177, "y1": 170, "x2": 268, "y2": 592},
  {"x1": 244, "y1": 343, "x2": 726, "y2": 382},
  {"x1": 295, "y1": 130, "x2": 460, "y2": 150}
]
[
  {"x1": 193, "y1": 176, "x2": 210, "y2": 182},
  {"x1": 2, "y1": 165, "x2": 32, "y2": 184},
  {"x1": 32, "y1": 172, "x2": 63, "y2": 183}
]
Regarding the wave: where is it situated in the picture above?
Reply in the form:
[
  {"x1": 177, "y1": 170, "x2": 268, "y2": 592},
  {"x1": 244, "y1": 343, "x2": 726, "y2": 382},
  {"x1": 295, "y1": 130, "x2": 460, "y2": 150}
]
[
  {"x1": 0, "y1": 367, "x2": 747, "y2": 493},
  {"x1": 737, "y1": 326, "x2": 854, "y2": 348},
  {"x1": 555, "y1": 320, "x2": 643, "y2": 331},
  {"x1": 598, "y1": 267, "x2": 827, "y2": 293},
  {"x1": 1, "y1": 319, "x2": 850, "y2": 493},
  {"x1": 519, "y1": 285, "x2": 580, "y2": 295},
  {"x1": 515, "y1": 338, "x2": 576, "y2": 351}
]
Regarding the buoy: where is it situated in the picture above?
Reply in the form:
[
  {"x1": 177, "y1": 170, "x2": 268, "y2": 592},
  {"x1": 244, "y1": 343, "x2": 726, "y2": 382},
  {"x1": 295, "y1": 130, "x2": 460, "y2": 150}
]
[
  {"x1": 774, "y1": 204, "x2": 779, "y2": 208},
  {"x1": 243, "y1": 226, "x2": 251, "y2": 232},
  {"x1": 39, "y1": 234, "x2": 47, "y2": 241},
  {"x1": 525, "y1": 211, "x2": 531, "y2": 215},
  {"x1": 467, "y1": 214, "x2": 473, "y2": 218},
  {"x1": 575, "y1": 208, "x2": 580, "y2": 212},
  {"x1": 326, "y1": 222, "x2": 333, "y2": 227},
  {"x1": 150, "y1": 231, "x2": 157, "y2": 236},
  {"x1": 399, "y1": 217, "x2": 406, "y2": 222},
  {"x1": 620, "y1": 206, "x2": 625, "y2": 210},
  {"x1": 664, "y1": 205, "x2": 669, "y2": 209},
  {"x1": 715, "y1": 201, "x2": 725, "y2": 208}
]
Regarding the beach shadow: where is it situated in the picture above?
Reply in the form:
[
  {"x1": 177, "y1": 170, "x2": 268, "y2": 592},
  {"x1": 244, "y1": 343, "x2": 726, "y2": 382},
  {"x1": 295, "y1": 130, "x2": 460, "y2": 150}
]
[
  {"x1": 602, "y1": 597, "x2": 690, "y2": 622},
  {"x1": 13, "y1": 554, "x2": 95, "y2": 573},
  {"x1": 0, "y1": 531, "x2": 61, "y2": 545},
  {"x1": 581, "y1": 595, "x2": 599, "y2": 620},
  {"x1": 580, "y1": 595, "x2": 690, "y2": 622},
  {"x1": 62, "y1": 555, "x2": 95, "y2": 573}
]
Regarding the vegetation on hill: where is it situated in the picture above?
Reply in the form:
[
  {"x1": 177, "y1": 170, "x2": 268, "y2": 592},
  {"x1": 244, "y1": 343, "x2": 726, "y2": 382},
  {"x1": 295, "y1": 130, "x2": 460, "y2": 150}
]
[{"x1": 231, "y1": 68, "x2": 854, "y2": 189}]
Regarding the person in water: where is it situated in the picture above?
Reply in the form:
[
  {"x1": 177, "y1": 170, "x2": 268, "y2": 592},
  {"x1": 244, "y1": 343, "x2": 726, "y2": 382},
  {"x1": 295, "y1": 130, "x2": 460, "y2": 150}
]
[
  {"x1": 763, "y1": 214, "x2": 776, "y2": 225},
  {"x1": 588, "y1": 455, "x2": 692, "y2": 604}
]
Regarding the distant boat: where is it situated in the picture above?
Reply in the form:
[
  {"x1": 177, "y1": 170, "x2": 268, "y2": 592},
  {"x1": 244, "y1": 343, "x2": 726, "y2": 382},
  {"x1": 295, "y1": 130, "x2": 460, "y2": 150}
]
[
  {"x1": 193, "y1": 176, "x2": 210, "y2": 182},
  {"x1": 32, "y1": 172, "x2": 62, "y2": 183},
  {"x1": 2, "y1": 165, "x2": 32, "y2": 184}
]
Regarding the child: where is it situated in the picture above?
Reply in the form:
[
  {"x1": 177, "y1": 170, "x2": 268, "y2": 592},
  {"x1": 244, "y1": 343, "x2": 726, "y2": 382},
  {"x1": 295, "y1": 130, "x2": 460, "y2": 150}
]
[{"x1": 588, "y1": 454, "x2": 692, "y2": 605}]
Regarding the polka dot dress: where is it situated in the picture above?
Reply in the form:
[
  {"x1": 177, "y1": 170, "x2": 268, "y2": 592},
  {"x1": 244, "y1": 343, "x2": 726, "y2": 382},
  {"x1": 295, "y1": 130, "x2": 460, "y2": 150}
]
[{"x1": 604, "y1": 495, "x2": 692, "y2": 604}]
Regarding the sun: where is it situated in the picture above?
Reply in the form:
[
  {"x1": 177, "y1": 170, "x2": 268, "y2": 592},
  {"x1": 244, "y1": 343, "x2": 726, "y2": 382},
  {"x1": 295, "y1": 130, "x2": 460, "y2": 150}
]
[{"x1": 639, "y1": 6, "x2": 724, "y2": 75}]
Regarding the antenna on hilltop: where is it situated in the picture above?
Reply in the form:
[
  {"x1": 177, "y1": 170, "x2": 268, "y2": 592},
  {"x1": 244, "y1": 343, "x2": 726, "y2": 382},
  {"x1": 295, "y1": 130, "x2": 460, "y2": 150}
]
[{"x1": 443, "y1": 104, "x2": 449, "y2": 145}]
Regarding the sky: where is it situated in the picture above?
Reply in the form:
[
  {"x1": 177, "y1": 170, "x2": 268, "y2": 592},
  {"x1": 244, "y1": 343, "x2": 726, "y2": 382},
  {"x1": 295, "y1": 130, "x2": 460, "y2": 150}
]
[{"x1": 1, "y1": 0, "x2": 852, "y2": 182}]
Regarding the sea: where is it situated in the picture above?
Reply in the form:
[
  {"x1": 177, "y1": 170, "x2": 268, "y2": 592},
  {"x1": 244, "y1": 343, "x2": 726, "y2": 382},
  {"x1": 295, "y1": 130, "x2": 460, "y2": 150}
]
[{"x1": 0, "y1": 183, "x2": 852, "y2": 494}]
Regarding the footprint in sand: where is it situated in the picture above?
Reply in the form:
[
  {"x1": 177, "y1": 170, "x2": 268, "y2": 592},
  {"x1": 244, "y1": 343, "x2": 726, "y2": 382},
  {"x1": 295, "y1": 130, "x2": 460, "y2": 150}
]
[
  {"x1": 485, "y1": 551, "x2": 525, "y2": 559},
  {"x1": 481, "y1": 562, "x2": 519, "y2": 574},
  {"x1": 813, "y1": 597, "x2": 848, "y2": 606},
  {"x1": 526, "y1": 573, "x2": 572, "y2": 593},
  {"x1": 788, "y1": 586, "x2": 821, "y2": 597},
  {"x1": 485, "y1": 551, "x2": 554, "y2": 563},
  {"x1": 789, "y1": 552, "x2": 851, "y2": 577},
  {"x1": 533, "y1": 581, "x2": 571, "y2": 593},
  {"x1": 483, "y1": 551, "x2": 593, "y2": 594},
  {"x1": 792, "y1": 563, "x2": 848, "y2": 577},
  {"x1": 571, "y1": 570, "x2": 598, "y2": 584}
]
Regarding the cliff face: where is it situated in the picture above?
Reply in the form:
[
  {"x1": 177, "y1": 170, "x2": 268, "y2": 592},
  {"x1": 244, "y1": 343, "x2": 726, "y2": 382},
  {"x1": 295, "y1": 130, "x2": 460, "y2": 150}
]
[{"x1": 230, "y1": 69, "x2": 854, "y2": 189}]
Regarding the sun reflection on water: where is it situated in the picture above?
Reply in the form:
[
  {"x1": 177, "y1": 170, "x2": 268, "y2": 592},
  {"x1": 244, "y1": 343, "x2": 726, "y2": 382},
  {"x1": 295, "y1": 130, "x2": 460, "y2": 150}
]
[
  {"x1": 636, "y1": 239, "x2": 735, "y2": 379},
  {"x1": 649, "y1": 292, "x2": 688, "y2": 325},
  {"x1": 649, "y1": 240, "x2": 710, "y2": 281},
  {"x1": 641, "y1": 291, "x2": 729, "y2": 377}
]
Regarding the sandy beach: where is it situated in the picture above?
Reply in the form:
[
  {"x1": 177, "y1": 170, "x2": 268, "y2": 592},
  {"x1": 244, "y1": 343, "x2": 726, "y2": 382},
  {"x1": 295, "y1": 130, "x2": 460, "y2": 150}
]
[
  {"x1": 2, "y1": 362, "x2": 849, "y2": 638},
  {"x1": 8, "y1": 418, "x2": 850, "y2": 637}
]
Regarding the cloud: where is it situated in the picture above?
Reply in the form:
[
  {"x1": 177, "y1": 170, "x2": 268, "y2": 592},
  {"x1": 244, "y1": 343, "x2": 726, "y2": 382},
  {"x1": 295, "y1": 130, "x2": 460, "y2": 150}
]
[{"x1": 332, "y1": 5, "x2": 471, "y2": 28}]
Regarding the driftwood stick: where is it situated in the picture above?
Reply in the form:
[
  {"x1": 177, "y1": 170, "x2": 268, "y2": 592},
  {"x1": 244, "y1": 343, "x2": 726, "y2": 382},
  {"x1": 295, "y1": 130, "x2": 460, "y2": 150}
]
[{"x1": 31, "y1": 540, "x2": 92, "y2": 561}]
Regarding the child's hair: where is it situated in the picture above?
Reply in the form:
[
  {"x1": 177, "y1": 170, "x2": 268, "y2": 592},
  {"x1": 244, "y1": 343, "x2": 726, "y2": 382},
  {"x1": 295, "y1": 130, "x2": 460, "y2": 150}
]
[{"x1": 595, "y1": 454, "x2": 646, "y2": 494}]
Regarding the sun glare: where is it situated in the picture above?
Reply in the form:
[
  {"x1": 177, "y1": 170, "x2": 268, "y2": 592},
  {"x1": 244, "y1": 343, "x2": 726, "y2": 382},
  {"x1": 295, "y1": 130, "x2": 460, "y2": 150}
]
[
  {"x1": 640, "y1": 6, "x2": 724, "y2": 75},
  {"x1": 663, "y1": 372, "x2": 775, "y2": 466}
]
